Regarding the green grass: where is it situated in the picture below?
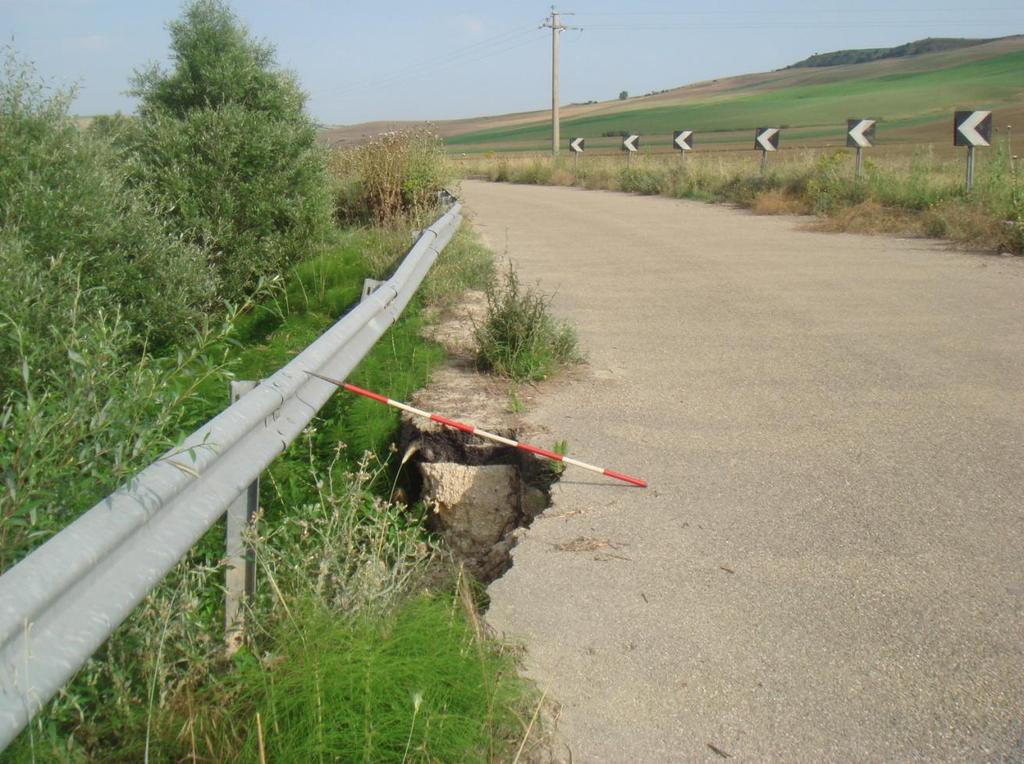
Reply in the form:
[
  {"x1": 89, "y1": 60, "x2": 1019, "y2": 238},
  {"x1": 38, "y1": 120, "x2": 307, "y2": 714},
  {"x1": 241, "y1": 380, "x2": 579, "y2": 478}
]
[
  {"x1": 2, "y1": 220, "x2": 506, "y2": 762},
  {"x1": 447, "y1": 49, "x2": 1024, "y2": 149},
  {"x1": 5, "y1": 11, "x2": 523, "y2": 761},
  {"x1": 204, "y1": 224, "x2": 492, "y2": 498},
  {"x1": 210, "y1": 593, "x2": 534, "y2": 763}
]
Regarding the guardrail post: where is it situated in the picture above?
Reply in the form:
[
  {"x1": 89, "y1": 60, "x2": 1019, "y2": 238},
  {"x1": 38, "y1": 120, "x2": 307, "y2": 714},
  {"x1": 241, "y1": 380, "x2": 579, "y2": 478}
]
[
  {"x1": 361, "y1": 279, "x2": 384, "y2": 303},
  {"x1": 225, "y1": 380, "x2": 259, "y2": 655}
]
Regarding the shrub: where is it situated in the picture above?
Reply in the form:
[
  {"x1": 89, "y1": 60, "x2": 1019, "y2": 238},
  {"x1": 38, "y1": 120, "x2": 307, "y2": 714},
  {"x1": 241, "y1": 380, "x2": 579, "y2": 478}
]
[
  {"x1": 475, "y1": 264, "x2": 580, "y2": 381},
  {"x1": 126, "y1": 0, "x2": 333, "y2": 303},
  {"x1": 619, "y1": 166, "x2": 665, "y2": 195},
  {"x1": 2, "y1": 227, "x2": 471, "y2": 759},
  {"x1": 492, "y1": 159, "x2": 511, "y2": 182},
  {"x1": 331, "y1": 129, "x2": 454, "y2": 225},
  {"x1": 718, "y1": 172, "x2": 780, "y2": 205},
  {"x1": 0, "y1": 51, "x2": 213, "y2": 360},
  {"x1": 125, "y1": 104, "x2": 332, "y2": 300},
  {"x1": 501, "y1": 158, "x2": 549, "y2": 186},
  {"x1": 0, "y1": 282, "x2": 238, "y2": 569},
  {"x1": 805, "y1": 151, "x2": 869, "y2": 216}
]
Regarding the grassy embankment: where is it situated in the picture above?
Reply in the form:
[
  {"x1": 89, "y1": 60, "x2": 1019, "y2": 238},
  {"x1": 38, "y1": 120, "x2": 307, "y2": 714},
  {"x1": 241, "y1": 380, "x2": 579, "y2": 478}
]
[
  {"x1": 457, "y1": 145, "x2": 1023, "y2": 254},
  {"x1": 1, "y1": 2, "x2": 543, "y2": 761}
]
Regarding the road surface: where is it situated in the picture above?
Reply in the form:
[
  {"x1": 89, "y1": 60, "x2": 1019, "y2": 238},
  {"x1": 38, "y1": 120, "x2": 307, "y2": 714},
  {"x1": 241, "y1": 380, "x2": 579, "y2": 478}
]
[{"x1": 461, "y1": 180, "x2": 1024, "y2": 762}]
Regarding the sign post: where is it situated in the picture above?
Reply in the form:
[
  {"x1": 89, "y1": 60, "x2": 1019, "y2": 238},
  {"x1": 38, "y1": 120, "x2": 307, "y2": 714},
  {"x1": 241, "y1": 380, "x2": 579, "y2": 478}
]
[
  {"x1": 225, "y1": 380, "x2": 259, "y2": 655},
  {"x1": 755, "y1": 128, "x2": 780, "y2": 173},
  {"x1": 673, "y1": 130, "x2": 694, "y2": 162},
  {"x1": 954, "y1": 110, "x2": 992, "y2": 191},
  {"x1": 846, "y1": 119, "x2": 876, "y2": 178},
  {"x1": 623, "y1": 133, "x2": 640, "y2": 166},
  {"x1": 569, "y1": 136, "x2": 584, "y2": 172}
]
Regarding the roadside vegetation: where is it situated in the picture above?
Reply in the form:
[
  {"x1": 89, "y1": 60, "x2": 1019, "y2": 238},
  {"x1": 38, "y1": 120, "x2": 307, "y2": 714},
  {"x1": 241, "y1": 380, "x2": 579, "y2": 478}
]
[
  {"x1": 0, "y1": 1, "x2": 542, "y2": 761},
  {"x1": 332, "y1": 128, "x2": 456, "y2": 226},
  {"x1": 458, "y1": 148, "x2": 1024, "y2": 254},
  {"x1": 476, "y1": 265, "x2": 581, "y2": 382}
]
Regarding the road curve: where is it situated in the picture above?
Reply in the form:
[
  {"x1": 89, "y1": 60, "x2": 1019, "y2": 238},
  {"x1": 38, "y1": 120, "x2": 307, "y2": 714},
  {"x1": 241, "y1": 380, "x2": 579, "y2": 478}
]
[{"x1": 462, "y1": 180, "x2": 1024, "y2": 762}]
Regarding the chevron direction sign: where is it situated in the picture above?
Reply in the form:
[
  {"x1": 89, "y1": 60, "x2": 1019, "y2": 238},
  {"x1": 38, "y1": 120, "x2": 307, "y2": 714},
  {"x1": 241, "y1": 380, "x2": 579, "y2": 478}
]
[
  {"x1": 569, "y1": 137, "x2": 585, "y2": 153},
  {"x1": 954, "y1": 110, "x2": 992, "y2": 147},
  {"x1": 847, "y1": 119, "x2": 876, "y2": 148},
  {"x1": 622, "y1": 134, "x2": 640, "y2": 152},
  {"x1": 755, "y1": 128, "x2": 780, "y2": 152},
  {"x1": 673, "y1": 130, "x2": 694, "y2": 151}
]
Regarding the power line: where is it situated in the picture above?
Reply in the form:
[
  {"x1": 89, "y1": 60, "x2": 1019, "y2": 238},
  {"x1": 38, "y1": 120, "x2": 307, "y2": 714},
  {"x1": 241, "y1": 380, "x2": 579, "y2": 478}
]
[
  {"x1": 330, "y1": 35, "x2": 545, "y2": 101},
  {"x1": 574, "y1": 7, "x2": 1021, "y2": 15},
  {"x1": 326, "y1": 25, "x2": 543, "y2": 99},
  {"x1": 578, "y1": 21, "x2": 1023, "y2": 30}
]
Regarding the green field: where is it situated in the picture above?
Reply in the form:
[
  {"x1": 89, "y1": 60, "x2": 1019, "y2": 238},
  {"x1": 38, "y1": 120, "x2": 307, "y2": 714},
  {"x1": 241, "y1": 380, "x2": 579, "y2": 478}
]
[{"x1": 446, "y1": 48, "x2": 1024, "y2": 152}]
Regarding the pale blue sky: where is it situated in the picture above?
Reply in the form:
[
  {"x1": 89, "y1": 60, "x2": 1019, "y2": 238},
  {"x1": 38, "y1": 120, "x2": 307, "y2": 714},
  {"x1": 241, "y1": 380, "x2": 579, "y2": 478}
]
[{"x1": 2, "y1": 1, "x2": 1022, "y2": 125}]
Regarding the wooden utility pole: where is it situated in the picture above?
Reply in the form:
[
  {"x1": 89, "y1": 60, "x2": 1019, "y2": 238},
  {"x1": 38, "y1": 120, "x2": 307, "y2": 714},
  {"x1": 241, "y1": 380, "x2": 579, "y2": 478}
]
[{"x1": 542, "y1": 7, "x2": 578, "y2": 156}]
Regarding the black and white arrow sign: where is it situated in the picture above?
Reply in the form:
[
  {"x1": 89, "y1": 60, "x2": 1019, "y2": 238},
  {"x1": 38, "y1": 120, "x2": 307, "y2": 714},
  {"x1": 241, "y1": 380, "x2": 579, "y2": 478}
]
[
  {"x1": 622, "y1": 134, "x2": 640, "y2": 152},
  {"x1": 755, "y1": 127, "x2": 780, "y2": 152},
  {"x1": 954, "y1": 110, "x2": 992, "y2": 147},
  {"x1": 569, "y1": 137, "x2": 585, "y2": 153},
  {"x1": 846, "y1": 119, "x2": 876, "y2": 148},
  {"x1": 673, "y1": 130, "x2": 693, "y2": 151}
]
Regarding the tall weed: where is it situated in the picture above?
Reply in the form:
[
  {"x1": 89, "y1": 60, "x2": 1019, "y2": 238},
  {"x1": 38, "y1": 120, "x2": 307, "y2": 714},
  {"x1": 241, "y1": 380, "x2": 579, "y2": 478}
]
[
  {"x1": 331, "y1": 129, "x2": 455, "y2": 225},
  {"x1": 476, "y1": 265, "x2": 581, "y2": 381}
]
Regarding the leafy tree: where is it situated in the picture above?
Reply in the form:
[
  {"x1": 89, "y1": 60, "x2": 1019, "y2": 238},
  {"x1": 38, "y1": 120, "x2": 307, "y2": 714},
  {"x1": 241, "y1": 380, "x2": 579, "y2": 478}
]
[
  {"x1": 131, "y1": 0, "x2": 305, "y2": 120},
  {"x1": 127, "y1": 0, "x2": 333, "y2": 301},
  {"x1": 619, "y1": 90, "x2": 628, "y2": 100}
]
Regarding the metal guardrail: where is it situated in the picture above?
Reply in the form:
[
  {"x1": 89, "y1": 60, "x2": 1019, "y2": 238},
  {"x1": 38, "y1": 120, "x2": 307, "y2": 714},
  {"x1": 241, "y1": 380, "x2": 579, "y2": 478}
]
[{"x1": 0, "y1": 202, "x2": 463, "y2": 749}]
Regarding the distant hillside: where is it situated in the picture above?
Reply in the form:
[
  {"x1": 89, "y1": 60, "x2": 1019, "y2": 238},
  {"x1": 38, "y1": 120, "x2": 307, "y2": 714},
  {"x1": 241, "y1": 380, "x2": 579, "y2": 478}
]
[
  {"x1": 785, "y1": 37, "x2": 996, "y2": 69},
  {"x1": 322, "y1": 35, "x2": 1024, "y2": 152}
]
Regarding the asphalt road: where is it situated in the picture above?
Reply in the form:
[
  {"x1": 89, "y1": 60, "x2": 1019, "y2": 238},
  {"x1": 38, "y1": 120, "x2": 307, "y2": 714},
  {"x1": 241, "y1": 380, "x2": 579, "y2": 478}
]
[{"x1": 462, "y1": 180, "x2": 1024, "y2": 762}]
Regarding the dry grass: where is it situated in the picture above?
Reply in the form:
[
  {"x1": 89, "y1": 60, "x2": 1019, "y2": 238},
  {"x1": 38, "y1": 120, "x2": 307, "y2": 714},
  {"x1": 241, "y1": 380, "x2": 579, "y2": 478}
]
[
  {"x1": 456, "y1": 147, "x2": 1024, "y2": 254},
  {"x1": 812, "y1": 201, "x2": 923, "y2": 236},
  {"x1": 811, "y1": 198, "x2": 1009, "y2": 249},
  {"x1": 330, "y1": 129, "x2": 455, "y2": 225},
  {"x1": 752, "y1": 190, "x2": 811, "y2": 216}
]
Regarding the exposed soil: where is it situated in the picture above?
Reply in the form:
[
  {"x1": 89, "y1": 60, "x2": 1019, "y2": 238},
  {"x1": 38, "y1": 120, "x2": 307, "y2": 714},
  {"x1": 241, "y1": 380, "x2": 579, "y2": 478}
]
[{"x1": 398, "y1": 290, "x2": 560, "y2": 583}]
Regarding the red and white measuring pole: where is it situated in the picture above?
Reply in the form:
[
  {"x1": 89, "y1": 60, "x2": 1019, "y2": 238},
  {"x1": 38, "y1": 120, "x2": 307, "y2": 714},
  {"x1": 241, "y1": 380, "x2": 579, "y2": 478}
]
[{"x1": 307, "y1": 371, "x2": 647, "y2": 488}]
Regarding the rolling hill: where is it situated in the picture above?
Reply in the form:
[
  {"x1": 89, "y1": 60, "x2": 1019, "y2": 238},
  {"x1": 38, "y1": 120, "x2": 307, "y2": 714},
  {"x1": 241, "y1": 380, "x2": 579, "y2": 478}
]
[
  {"x1": 321, "y1": 35, "x2": 1024, "y2": 155},
  {"x1": 784, "y1": 37, "x2": 996, "y2": 69}
]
